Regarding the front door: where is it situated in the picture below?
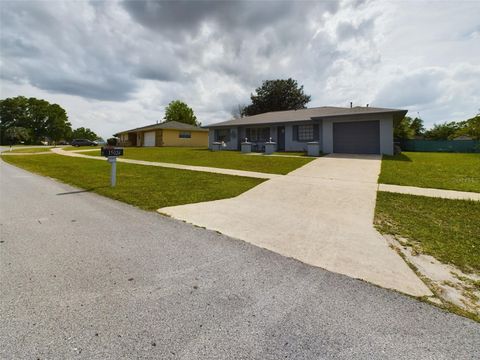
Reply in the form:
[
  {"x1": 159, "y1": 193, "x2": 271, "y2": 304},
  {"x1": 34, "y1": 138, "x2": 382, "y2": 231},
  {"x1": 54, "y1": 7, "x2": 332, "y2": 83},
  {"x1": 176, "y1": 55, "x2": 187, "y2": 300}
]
[{"x1": 277, "y1": 126, "x2": 285, "y2": 151}]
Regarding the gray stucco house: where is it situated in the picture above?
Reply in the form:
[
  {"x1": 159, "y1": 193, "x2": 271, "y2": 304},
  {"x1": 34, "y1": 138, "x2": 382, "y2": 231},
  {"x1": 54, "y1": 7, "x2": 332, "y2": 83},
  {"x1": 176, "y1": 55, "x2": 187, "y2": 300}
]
[{"x1": 207, "y1": 106, "x2": 407, "y2": 155}]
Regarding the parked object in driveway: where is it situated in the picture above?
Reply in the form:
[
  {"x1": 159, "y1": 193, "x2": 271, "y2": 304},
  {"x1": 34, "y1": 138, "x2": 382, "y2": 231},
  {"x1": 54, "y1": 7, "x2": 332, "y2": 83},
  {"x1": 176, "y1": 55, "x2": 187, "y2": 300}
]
[
  {"x1": 95, "y1": 138, "x2": 107, "y2": 146},
  {"x1": 71, "y1": 139, "x2": 97, "y2": 147}
]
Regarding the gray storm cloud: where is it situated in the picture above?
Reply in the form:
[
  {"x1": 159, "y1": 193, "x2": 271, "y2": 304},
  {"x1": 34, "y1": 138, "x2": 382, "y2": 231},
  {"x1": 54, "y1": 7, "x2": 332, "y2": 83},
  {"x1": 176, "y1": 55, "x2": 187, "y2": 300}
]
[{"x1": 1, "y1": 0, "x2": 479, "y2": 137}]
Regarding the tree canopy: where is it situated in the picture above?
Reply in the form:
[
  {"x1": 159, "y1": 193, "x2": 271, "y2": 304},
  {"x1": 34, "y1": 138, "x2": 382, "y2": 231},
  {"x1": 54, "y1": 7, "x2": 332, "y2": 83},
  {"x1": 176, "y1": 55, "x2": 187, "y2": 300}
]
[
  {"x1": 394, "y1": 116, "x2": 425, "y2": 140},
  {"x1": 0, "y1": 96, "x2": 72, "y2": 144},
  {"x1": 4, "y1": 126, "x2": 31, "y2": 145},
  {"x1": 424, "y1": 121, "x2": 461, "y2": 140},
  {"x1": 395, "y1": 112, "x2": 480, "y2": 141},
  {"x1": 0, "y1": 96, "x2": 99, "y2": 144},
  {"x1": 164, "y1": 100, "x2": 199, "y2": 126},
  {"x1": 241, "y1": 78, "x2": 311, "y2": 117},
  {"x1": 71, "y1": 127, "x2": 98, "y2": 141},
  {"x1": 451, "y1": 114, "x2": 480, "y2": 140}
]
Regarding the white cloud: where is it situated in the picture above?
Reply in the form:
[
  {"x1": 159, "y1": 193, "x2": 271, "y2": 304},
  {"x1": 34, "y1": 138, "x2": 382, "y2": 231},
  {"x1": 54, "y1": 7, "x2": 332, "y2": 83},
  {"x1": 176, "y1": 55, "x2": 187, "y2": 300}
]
[{"x1": 1, "y1": 0, "x2": 479, "y2": 138}]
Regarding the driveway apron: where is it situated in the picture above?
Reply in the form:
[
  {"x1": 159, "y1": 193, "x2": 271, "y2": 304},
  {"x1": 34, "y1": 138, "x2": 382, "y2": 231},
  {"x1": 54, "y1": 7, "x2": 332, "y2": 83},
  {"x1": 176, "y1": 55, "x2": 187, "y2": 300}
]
[{"x1": 159, "y1": 154, "x2": 432, "y2": 297}]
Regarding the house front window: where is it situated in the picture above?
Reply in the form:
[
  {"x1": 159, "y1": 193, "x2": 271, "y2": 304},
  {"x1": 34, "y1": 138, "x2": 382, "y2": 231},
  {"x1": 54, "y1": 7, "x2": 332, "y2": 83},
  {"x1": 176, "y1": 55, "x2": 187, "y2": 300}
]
[
  {"x1": 246, "y1": 127, "x2": 270, "y2": 142},
  {"x1": 297, "y1": 125, "x2": 314, "y2": 141},
  {"x1": 179, "y1": 131, "x2": 191, "y2": 138},
  {"x1": 215, "y1": 129, "x2": 230, "y2": 142}
]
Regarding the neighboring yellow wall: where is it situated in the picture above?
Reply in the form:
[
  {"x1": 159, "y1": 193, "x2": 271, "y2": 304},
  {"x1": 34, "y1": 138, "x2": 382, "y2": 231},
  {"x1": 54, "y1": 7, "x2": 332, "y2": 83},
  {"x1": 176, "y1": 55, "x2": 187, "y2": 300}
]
[{"x1": 162, "y1": 129, "x2": 209, "y2": 147}]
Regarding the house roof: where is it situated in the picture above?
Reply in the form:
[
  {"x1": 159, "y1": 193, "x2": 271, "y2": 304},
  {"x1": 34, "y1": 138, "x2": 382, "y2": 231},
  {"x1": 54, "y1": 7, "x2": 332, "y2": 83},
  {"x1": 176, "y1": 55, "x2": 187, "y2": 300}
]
[
  {"x1": 207, "y1": 106, "x2": 408, "y2": 128},
  {"x1": 115, "y1": 120, "x2": 208, "y2": 135}
]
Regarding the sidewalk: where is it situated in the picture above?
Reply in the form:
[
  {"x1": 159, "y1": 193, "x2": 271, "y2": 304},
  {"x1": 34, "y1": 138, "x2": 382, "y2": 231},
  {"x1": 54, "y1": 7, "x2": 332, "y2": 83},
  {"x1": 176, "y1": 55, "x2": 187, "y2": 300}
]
[
  {"x1": 378, "y1": 183, "x2": 480, "y2": 201},
  {"x1": 51, "y1": 148, "x2": 480, "y2": 201},
  {"x1": 51, "y1": 147, "x2": 279, "y2": 179}
]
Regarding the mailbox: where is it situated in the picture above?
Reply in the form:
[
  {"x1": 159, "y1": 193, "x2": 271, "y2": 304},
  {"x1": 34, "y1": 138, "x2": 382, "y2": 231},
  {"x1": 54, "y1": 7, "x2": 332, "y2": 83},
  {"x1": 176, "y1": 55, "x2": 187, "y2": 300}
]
[
  {"x1": 100, "y1": 147, "x2": 123, "y2": 187},
  {"x1": 101, "y1": 147, "x2": 124, "y2": 157}
]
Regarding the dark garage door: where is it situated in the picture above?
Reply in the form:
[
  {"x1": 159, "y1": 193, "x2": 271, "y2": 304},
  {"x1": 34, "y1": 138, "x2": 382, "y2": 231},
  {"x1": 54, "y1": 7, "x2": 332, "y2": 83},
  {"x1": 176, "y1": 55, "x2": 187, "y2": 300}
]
[{"x1": 333, "y1": 120, "x2": 380, "y2": 154}]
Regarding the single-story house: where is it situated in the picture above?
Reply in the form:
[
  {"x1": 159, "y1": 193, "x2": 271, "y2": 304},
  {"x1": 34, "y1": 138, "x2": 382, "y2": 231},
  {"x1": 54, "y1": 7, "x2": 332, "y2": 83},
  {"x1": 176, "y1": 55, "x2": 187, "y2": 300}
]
[
  {"x1": 207, "y1": 106, "x2": 407, "y2": 155},
  {"x1": 115, "y1": 121, "x2": 209, "y2": 147}
]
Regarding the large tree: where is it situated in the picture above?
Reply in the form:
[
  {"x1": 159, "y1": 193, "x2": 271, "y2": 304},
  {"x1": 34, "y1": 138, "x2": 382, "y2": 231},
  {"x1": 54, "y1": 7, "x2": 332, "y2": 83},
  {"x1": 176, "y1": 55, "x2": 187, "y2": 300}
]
[
  {"x1": 424, "y1": 121, "x2": 461, "y2": 140},
  {"x1": 164, "y1": 100, "x2": 199, "y2": 126},
  {"x1": 394, "y1": 116, "x2": 425, "y2": 140},
  {"x1": 410, "y1": 117, "x2": 425, "y2": 136},
  {"x1": 0, "y1": 96, "x2": 72, "y2": 144},
  {"x1": 452, "y1": 114, "x2": 480, "y2": 140},
  {"x1": 241, "y1": 78, "x2": 311, "y2": 117},
  {"x1": 4, "y1": 126, "x2": 31, "y2": 145},
  {"x1": 70, "y1": 127, "x2": 98, "y2": 141}
]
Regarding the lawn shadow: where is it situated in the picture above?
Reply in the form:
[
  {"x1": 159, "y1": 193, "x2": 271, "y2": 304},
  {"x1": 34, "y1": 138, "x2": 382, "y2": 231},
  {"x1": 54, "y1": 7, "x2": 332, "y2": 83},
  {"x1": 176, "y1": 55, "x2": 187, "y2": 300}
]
[
  {"x1": 382, "y1": 153, "x2": 412, "y2": 162},
  {"x1": 190, "y1": 148, "x2": 217, "y2": 153},
  {"x1": 56, "y1": 186, "x2": 109, "y2": 196}
]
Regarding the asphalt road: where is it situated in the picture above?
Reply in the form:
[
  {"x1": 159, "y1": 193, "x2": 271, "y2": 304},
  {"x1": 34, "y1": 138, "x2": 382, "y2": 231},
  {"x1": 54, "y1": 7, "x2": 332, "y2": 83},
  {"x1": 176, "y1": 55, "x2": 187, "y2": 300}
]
[{"x1": 0, "y1": 159, "x2": 479, "y2": 359}]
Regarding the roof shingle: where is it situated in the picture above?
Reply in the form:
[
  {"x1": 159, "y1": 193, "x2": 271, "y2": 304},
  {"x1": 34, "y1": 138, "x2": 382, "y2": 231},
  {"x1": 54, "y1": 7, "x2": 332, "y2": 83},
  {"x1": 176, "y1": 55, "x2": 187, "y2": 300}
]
[
  {"x1": 207, "y1": 106, "x2": 407, "y2": 127},
  {"x1": 116, "y1": 120, "x2": 208, "y2": 134}
]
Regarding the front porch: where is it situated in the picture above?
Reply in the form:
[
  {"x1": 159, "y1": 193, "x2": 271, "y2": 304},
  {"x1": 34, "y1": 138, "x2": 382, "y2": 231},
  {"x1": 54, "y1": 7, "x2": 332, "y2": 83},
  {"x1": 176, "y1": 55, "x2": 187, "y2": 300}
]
[{"x1": 209, "y1": 121, "x2": 321, "y2": 153}]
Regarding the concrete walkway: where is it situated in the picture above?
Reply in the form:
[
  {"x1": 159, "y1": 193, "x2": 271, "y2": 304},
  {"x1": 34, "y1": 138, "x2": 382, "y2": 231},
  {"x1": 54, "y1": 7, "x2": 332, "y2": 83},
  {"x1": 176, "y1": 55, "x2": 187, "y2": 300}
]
[
  {"x1": 379, "y1": 183, "x2": 480, "y2": 201},
  {"x1": 52, "y1": 148, "x2": 480, "y2": 201},
  {"x1": 159, "y1": 154, "x2": 433, "y2": 297},
  {"x1": 51, "y1": 147, "x2": 279, "y2": 179},
  {"x1": 1, "y1": 151, "x2": 53, "y2": 155}
]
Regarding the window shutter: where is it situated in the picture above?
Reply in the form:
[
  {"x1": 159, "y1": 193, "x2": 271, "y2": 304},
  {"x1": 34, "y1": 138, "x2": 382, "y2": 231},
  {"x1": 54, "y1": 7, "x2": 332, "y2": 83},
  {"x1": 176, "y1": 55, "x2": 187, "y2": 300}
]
[
  {"x1": 313, "y1": 124, "x2": 319, "y2": 141},
  {"x1": 214, "y1": 129, "x2": 218, "y2": 141},
  {"x1": 246, "y1": 128, "x2": 251, "y2": 140},
  {"x1": 293, "y1": 126, "x2": 298, "y2": 141}
]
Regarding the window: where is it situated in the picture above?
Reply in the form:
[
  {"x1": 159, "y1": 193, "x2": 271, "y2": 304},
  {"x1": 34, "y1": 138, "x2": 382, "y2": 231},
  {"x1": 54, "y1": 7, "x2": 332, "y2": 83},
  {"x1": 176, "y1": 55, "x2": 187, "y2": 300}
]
[
  {"x1": 215, "y1": 129, "x2": 230, "y2": 142},
  {"x1": 179, "y1": 131, "x2": 191, "y2": 139},
  {"x1": 245, "y1": 127, "x2": 270, "y2": 142},
  {"x1": 297, "y1": 125, "x2": 314, "y2": 141}
]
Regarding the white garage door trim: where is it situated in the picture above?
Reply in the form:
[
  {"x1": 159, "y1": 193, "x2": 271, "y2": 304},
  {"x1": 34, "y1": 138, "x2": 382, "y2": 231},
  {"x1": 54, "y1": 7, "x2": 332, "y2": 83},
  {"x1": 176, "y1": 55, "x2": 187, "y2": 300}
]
[{"x1": 143, "y1": 131, "x2": 156, "y2": 147}]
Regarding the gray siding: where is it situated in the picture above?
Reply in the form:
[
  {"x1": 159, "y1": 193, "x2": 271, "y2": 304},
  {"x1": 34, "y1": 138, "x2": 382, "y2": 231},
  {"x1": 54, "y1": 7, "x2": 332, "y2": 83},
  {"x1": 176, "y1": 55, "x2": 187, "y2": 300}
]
[
  {"x1": 208, "y1": 114, "x2": 393, "y2": 155},
  {"x1": 209, "y1": 128, "x2": 238, "y2": 150},
  {"x1": 284, "y1": 121, "x2": 322, "y2": 152}
]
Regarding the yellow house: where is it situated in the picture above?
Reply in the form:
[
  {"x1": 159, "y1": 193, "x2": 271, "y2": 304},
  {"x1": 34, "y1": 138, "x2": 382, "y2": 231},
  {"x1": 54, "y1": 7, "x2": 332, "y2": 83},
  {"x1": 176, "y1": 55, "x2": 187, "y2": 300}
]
[{"x1": 115, "y1": 121, "x2": 209, "y2": 147}]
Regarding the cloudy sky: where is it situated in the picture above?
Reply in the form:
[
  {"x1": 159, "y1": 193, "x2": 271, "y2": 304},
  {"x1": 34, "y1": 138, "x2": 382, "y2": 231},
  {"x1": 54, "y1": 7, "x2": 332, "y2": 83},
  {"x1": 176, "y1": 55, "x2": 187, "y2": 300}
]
[{"x1": 1, "y1": 0, "x2": 479, "y2": 138}]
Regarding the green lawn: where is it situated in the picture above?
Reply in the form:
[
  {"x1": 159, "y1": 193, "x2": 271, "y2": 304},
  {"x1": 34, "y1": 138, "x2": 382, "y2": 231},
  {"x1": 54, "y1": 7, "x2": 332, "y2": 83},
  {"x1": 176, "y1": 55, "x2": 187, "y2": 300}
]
[
  {"x1": 379, "y1": 152, "x2": 480, "y2": 193},
  {"x1": 2, "y1": 147, "x2": 53, "y2": 153},
  {"x1": 77, "y1": 147, "x2": 314, "y2": 175},
  {"x1": 1, "y1": 154, "x2": 265, "y2": 210},
  {"x1": 375, "y1": 191, "x2": 480, "y2": 273},
  {"x1": 272, "y1": 151, "x2": 308, "y2": 157},
  {"x1": 62, "y1": 145, "x2": 99, "y2": 151}
]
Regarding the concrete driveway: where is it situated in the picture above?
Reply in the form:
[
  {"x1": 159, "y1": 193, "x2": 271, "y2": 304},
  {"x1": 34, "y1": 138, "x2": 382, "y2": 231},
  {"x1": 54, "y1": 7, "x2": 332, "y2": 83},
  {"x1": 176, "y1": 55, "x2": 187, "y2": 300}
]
[{"x1": 160, "y1": 154, "x2": 432, "y2": 297}]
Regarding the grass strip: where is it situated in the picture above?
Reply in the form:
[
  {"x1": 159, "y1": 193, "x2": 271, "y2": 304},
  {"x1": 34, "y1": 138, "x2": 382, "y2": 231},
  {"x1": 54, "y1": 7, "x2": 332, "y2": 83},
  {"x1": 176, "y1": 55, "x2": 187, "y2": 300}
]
[
  {"x1": 375, "y1": 191, "x2": 480, "y2": 273},
  {"x1": 1, "y1": 154, "x2": 265, "y2": 210},
  {"x1": 379, "y1": 152, "x2": 480, "y2": 193},
  {"x1": 78, "y1": 147, "x2": 313, "y2": 175}
]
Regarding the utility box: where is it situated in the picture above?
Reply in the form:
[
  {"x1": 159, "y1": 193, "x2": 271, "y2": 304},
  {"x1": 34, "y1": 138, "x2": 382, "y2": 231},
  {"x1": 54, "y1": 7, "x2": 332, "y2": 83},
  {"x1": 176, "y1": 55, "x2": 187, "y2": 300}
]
[
  {"x1": 307, "y1": 142, "x2": 320, "y2": 157},
  {"x1": 241, "y1": 142, "x2": 252, "y2": 153},
  {"x1": 211, "y1": 142, "x2": 222, "y2": 151},
  {"x1": 264, "y1": 142, "x2": 276, "y2": 155}
]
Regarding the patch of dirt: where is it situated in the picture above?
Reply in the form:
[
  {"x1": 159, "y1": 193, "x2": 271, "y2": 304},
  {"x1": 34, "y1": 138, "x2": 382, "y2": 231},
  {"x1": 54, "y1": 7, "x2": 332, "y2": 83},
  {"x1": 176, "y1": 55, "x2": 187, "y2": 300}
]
[{"x1": 384, "y1": 234, "x2": 480, "y2": 318}]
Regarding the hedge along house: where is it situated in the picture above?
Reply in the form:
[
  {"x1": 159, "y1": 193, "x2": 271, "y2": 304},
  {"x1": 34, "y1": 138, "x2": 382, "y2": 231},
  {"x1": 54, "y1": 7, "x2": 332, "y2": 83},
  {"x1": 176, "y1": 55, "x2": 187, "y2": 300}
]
[
  {"x1": 115, "y1": 121, "x2": 209, "y2": 147},
  {"x1": 207, "y1": 106, "x2": 407, "y2": 155}
]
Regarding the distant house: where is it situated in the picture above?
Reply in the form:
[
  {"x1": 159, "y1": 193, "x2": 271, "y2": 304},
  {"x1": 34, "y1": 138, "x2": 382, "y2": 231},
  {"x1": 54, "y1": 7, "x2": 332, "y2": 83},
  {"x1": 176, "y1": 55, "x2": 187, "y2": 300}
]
[
  {"x1": 452, "y1": 135, "x2": 473, "y2": 141},
  {"x1": 206, "y1": 106, "x2": 407, "y2": 155},
  {"x1": 115, "y1": 121, "x2": 208, "y2": 147}
]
